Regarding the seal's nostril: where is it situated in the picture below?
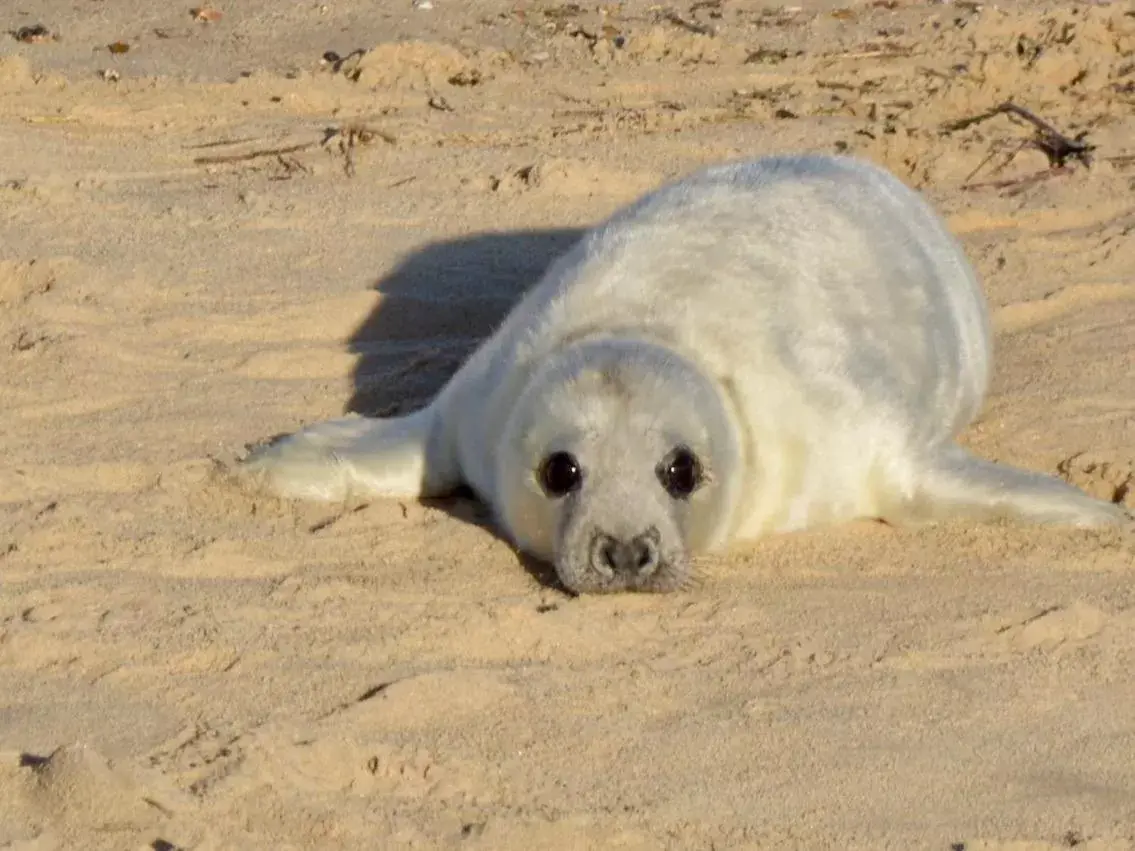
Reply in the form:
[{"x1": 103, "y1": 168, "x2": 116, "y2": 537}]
[
  {"x1": 591, "y1": 530, "x2": 661, "y2": 578},
  {"x1": 631, "y1": 530, "x2": 659, "y2": 576},
  {"x1": 601, "y1": 540, "x2": 618, "y2": 570},
  {"x1": 635, "y1": 544, "x2": 652, "y2": 569},
  {"x1": 589, "y1": 533, "x2": 618, "y2": 579}
]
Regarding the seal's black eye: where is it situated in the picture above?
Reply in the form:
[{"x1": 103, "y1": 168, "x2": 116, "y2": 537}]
[
  {"x1": 539, "y1": 451, "x2": 583, "y2": 498},
  {"x1": 658, "y1": 447, "x2": 702, "y2": 499}
]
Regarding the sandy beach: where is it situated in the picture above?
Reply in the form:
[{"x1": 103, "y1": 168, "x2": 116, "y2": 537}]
[{"x1": 2, "y1": 0, "x2": 1134, "y2": 848}]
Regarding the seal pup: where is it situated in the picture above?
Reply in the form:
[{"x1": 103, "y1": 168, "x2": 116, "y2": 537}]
[{"x1": 239, "y1": 154, "x2": 1128, "y2": 594}]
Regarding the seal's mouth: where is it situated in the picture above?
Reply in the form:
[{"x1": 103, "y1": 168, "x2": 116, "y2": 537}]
[
  {"x1": 549, "y1": 501, "x2": 692, "y2": 595},
  {"x1": 553, "y1": 556, "x2": 691, "y2": 595}
]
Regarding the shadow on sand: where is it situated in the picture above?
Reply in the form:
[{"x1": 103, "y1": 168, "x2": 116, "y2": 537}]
[
  {"x1": 344, "y1": 227, "x2": 587, "y2": 592},
  {"x1": 344, "y1": 228, "x2": 583, "y2": 417}
]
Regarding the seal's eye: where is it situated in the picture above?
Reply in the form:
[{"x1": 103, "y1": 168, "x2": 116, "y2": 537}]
[
  {"x1": 539, "y1": 451, "x2": 583, "y2": 498},
  {"x1": 658, "y1": 446, "x2": 702, "y2": 499}
]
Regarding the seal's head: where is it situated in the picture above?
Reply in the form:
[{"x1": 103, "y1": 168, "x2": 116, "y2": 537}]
[{"x1": 496, "y1": 339, "x2": 743, "y2": 594}]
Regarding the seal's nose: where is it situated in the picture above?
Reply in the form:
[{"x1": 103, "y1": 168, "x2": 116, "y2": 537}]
[{"x1": 590, "y1": 528, "x2": 660, "y2": 579}]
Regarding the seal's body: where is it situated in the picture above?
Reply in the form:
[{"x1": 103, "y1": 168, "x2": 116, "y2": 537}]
[{"x1": 241, "y1": 154, "x2": 1127, "y2": 593}]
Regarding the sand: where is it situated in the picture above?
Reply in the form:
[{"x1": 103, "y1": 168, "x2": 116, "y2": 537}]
[{"x1": 2, "y1": 0, "x2": 1134, "y2": 848}]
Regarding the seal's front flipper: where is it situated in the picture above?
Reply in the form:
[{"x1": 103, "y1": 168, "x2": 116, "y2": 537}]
[
  {"x1": 238, "y1": 407, "x2": 455, "y2": 501},
  {"x1": 895, "y1": 446, "x2": 1130, "y2": 528}
]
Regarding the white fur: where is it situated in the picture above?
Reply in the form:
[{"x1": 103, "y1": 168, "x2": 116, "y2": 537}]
[{"x1": 241, "y1": 154, "x2": 1128, "y2": 580}]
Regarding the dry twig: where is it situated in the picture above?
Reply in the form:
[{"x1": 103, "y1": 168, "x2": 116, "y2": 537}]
[
  {"x1": 192, "y1": 142, "x2": 315, "y2": 165},
  {"x1": 320, "y1": 124, "x2": 396, "y2": 178},
  {"x1": 191, "y1": 122, "x2": 394, "y2": 177},
  {"x1": 963, "y1": 166, "x2": 1073, "y2": 196},
  {"x1": 943, "y1": 101, "x2": 1095, "y2": 169},
  {"x1": 662, "y1": 10, "x2": 715, "y2": 36}
]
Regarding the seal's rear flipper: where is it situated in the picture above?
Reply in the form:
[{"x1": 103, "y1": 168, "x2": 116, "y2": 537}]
[
  {"x1": 896, "y1": 446, "x2": 1130, "y2": 528},
  {"x1": 238, "y1": 407, "x2": 454, "y2": 501}
]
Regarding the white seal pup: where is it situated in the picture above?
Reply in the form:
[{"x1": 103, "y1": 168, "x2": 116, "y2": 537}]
[{"x1": 239, "y1": 153, "x2": 1128, "y2": 594}]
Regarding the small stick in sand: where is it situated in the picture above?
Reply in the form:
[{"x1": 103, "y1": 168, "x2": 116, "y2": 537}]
[
  {"x1": 943, "y1": 101, "x2": 1096, "y2": 169},
  {"x1": 962, "y1": 166, "x2": 1073, "y2": 197},
  {"x1": 960, "y1": 138, "x2": 1029, "y2": 187},
  {"x1": 662, "y1": 10, "x2": 715, "y2": 36},
  {"x1": 320, "y1": 124, "x2": 397, "y2": 178},
  {"x1": 192, "y1": 142, "x2": 316, "y2": 165}
]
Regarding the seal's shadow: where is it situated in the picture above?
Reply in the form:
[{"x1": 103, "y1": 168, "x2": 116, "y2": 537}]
[{"x1": 346, "y1": 228, "x2": 585, "y2": 592}]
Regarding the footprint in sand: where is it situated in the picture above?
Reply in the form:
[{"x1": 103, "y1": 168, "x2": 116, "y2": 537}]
[
  {"x1": 993, "y1": 282, "x2": 1135, "y2": 335},
  {"x1": 988, "y1": 601, "x2": 1107, "y2": 655},
  {"x1": 952, "y1": 837, "x2": 1128, "y2": 850},
  {"x1": 0, "y1": 259, "x2": 57, "y2": 303},
  {"x1": 234, "y1": 671, "x2": 513, "y2": 801},
  {"x1": 1057, "y1": 453, "x2": 1135, "y2": 511},
  {"x1": 5, "y1": 743, "x2": 187, "y2": 837}
]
